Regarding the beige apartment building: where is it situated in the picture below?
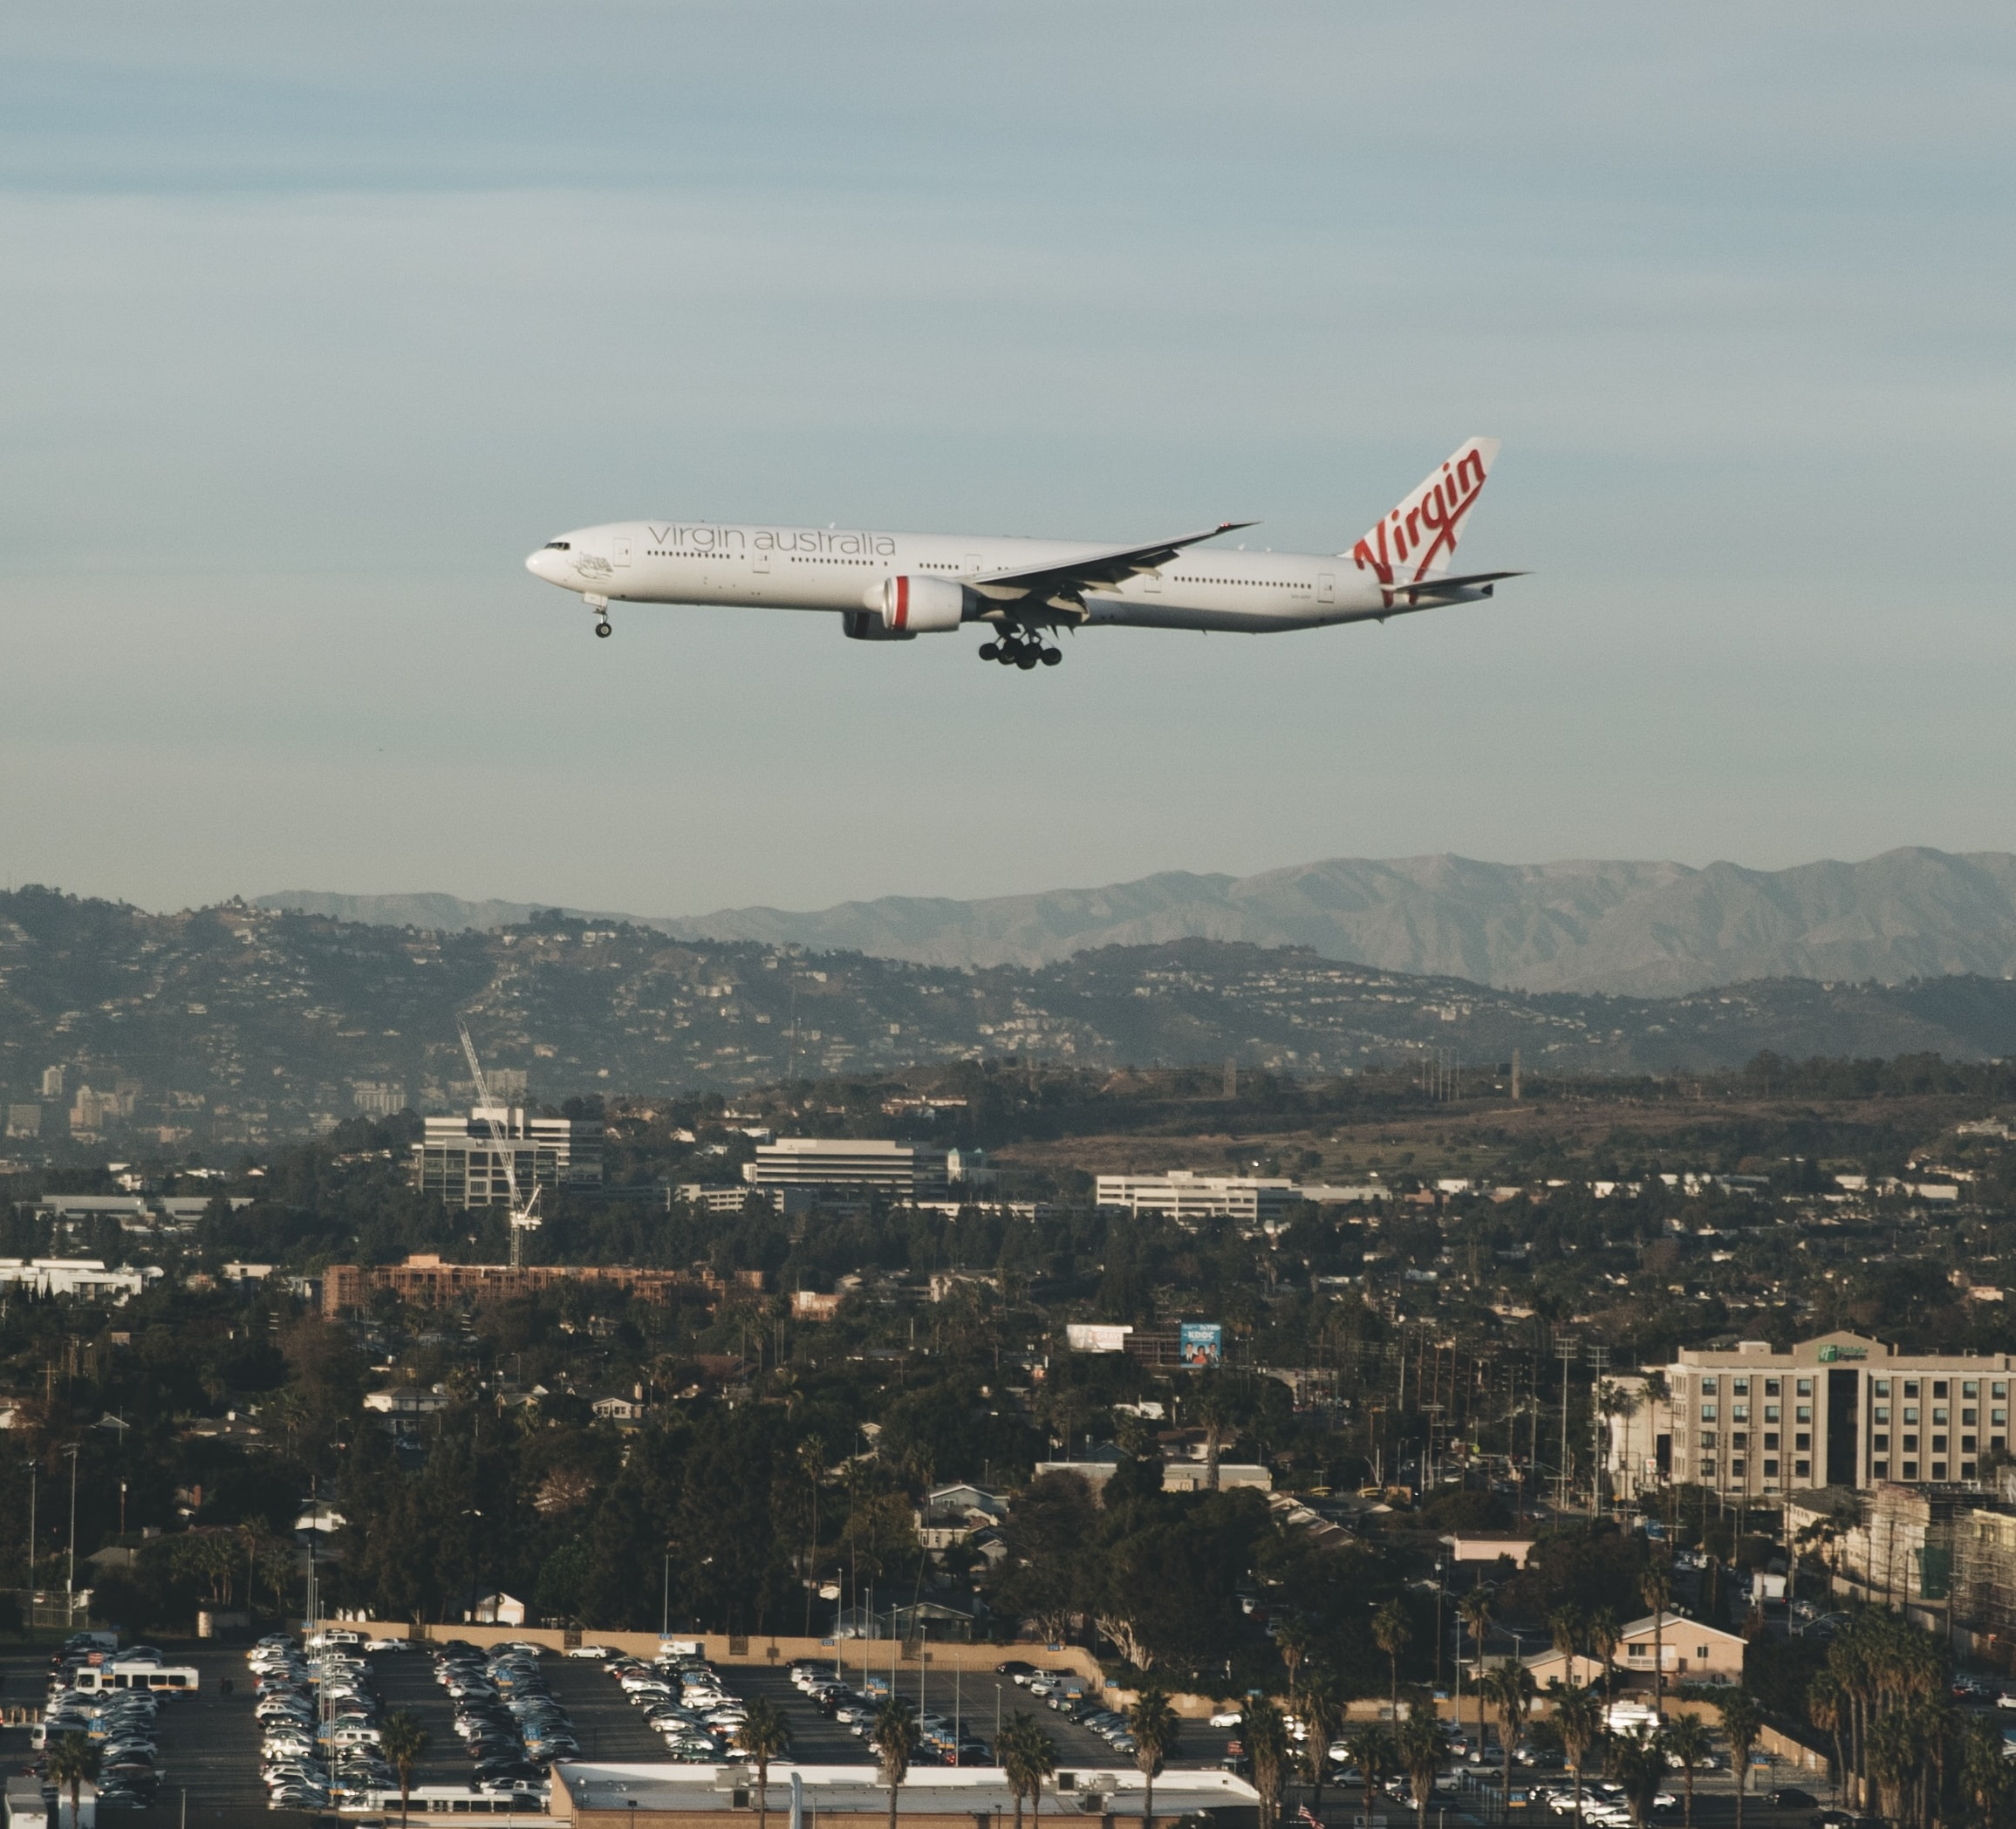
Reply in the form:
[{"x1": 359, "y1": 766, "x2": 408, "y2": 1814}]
[{"x1": 1611, "y1": 1331, "x2": 2016, "y2": 1500}]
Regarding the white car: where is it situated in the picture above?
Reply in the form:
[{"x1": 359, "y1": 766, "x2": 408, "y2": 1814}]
[
  {"x1": 1996, "y1": 1692, "x2": 2016, "y2": 1712},
  {"x1": 1209, "y1": 1710, "x2": 1243, "y2": 1728}
]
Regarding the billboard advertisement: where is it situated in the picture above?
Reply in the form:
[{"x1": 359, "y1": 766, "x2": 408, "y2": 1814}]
[{"x1": 1179, "y1": 1321, "x2": 1223, "y2": 1368}]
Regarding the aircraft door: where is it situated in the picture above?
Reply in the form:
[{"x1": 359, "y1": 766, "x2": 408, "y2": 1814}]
[
  {"x1": 753, "y1": 549, "x2": 770, "y2": 574},
  {"x1": 1317, "y1": 572, "x2": 1335, "y2": 604},
  {"x1": 965, "y1": 552, "x2": 981, "y2": 577},
  {"x1": 612, "y1": 536, "x2": 632, "y2": 568}
]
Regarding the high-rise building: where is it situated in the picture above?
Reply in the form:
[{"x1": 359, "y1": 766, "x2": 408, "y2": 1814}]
[
  {"x1": 411, "y1": 1107, "x2": 602, "y2": 1210},
  {"x1": 40, "y1": 1065, "x2": 64, "y2": 1100}
]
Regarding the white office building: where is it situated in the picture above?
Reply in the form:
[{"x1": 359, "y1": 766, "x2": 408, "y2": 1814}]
[
  {"x1": 412, "y1": 1107, "x2": 602, "y2": 1210},
  {"x1": 1096, "y1": 1170, "x2": 1302, "y2": 1225},
  {"x1": 0, "y1": 1259, "x2": 162, "y2": 1301},
  {"x1": 744, "y1": 1137, "x2": 949, "y2": 1200}
]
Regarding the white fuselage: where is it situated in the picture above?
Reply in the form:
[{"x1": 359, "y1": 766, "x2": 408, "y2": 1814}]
[{"x1": 526, "y1": 519, "x2": 1397, "y2": 632}]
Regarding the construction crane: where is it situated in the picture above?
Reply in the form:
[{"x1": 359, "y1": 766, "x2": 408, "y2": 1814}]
[{"x1": 458, "y1": 1019, "x2": 541, "y2": 1271}]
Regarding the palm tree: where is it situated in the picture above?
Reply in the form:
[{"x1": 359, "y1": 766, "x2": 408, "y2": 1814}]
[
  {"x1": 1397, "y1": 1705, "x2": 1450, "y2": 1829},
  {"x1": 1611, "y1": 1725, "x2": 1668, "y2": 1829},
  {"x1": 1199, "y1": 1393, "x2": 1232, "y2": 1492},
  {"x1": 871, "y1": 1699, "x2": 916, "y2": 1829},
  {"x1": 1458, "y1": 1588, "x2": 1494, "y2": 1755},
  {"x1": 46, "y1": 1734, "x2": 100, "y2": 1829},
  {"x1": 1549, "y1": 1605, "x2": 1586, "y2": 1678},
  {"x1": 1662, "y1": 1714, "x2": 1711, "y2": 1829},
  {"x1": 1963, "y1": 1715, "x2": 2012, "y2": 1829},
  {"x1": 1719, "y1": 1688, "x2": 1764, "y2": 1829},
  {"x1": 1554, "y1": 1682, "x2": 1605, "y2": 1829},
  {"x1": 1275, "y1": 1615, "x2": 1313, "y2": 1714},
  {"x1": 1244, "y1": 1698, "x2": 1292, "y2": 1829},
  {"x1": 380, "y1": 1711, "x2": 429, "y2": 1829},
  {"x1": 1128, "y1": 1687, "x2": 1179, "y2": 1826},
  {"x1": 1373, "y1": 1601, "x2": 1412, "y2": 1722},
  {"x1": 1588, "y1": 1608, "x2": 1620, "y2": 1723},
  {"x1": 1483, "y1": 1662, "x2": 1536, "y2": 1773},
  {"x1": 1001, "y1": 1711, "x2": 1057, "y2": 1829},
  {"x1": 735, "y1": 1696, "x2": 794, "y2": 1829},
  {"x1": 1807, "y1": 1672, "x2": 1845, "y2": 1805},
  {"x1": 1639, "y1": 1567, "x2": 1675, "y2": 1719},
  {"x1": 1301, "y1": 1666, "x2": 1346, "y2": 1826},
  {"x1": 1345, "y1": 1725, "x2": 1396, "y2": 1817}
]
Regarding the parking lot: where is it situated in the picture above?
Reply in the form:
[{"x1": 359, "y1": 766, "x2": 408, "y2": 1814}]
[
  {"x1": 0, "y1": 1647, "x2": 276, "y2": 1815},
  {"x1": 708, "y1": 1653, "x2": 1234, "y2": 1772}
]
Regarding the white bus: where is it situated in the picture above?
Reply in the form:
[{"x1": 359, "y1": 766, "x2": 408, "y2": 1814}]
[
  {"x1": 350, "y1": 1790, "x2": 546, "y2": 1817},
  {"x1": 72, "y1": 1663, "x2": 199, "y2": 1695}
]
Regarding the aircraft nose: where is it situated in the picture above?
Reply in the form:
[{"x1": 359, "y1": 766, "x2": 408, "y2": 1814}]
[{"x1": 525, "y1": 549, "x2": 550, "y2": 578}]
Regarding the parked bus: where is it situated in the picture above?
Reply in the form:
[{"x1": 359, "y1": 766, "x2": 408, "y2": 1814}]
[{"x1": 72, "y1": 1663, "x2": 198, "y2": 1695}]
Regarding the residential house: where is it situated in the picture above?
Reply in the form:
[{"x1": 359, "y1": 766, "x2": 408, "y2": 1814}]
[{"x1": 1523, "y1": 1611, "x2": 1744, "y2": 1688}]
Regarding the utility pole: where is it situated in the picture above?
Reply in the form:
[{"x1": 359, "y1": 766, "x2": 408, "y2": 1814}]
[
  {"x1": 1555, "y1": 1340, "x2": 1579, "y2": 1512},
  {"x1": 1588, "y1": 1345, "x2": 1611, "y2": 1517},
  {"x1": 26, "y1": 1460, "x2": 36, "y2": 1607},
  {"x1": 65, "y1": 1443, "x2": 79, "y2": 1608}
]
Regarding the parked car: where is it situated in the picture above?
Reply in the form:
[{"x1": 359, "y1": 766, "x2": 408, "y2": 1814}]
[{"x1": 1769, "y1": 1790, "x2": 1818, "y2": 1810}]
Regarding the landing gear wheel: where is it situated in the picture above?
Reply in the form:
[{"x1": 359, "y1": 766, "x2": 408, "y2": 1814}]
[
  {"x1": 1039, "y1": 646, "x2": 1063, "y2": 666},
  {"x1": 1015, "y1": 648, "x2": 1040, "y2": 670},
  {"x1": 594, "y1": 620, "x2": 612, "y2": 638},
  {"x1": 978, "y1": 642, "x2": 1000, "y2": 661},
  {"x1": 996, "y1": 646, "x2": 1018, "y2": 665}
]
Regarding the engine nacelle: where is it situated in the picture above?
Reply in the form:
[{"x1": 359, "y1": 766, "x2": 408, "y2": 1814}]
[{"x1": 854, "y1": 573, "x2": 969, "y2": 638}]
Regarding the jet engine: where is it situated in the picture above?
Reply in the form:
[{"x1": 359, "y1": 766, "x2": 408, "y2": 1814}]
[{"x1": 847, "y1": 573, "x2": 969, "y2": 639}]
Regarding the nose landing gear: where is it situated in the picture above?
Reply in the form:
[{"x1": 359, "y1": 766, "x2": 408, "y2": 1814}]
[
  {"x1": 585, "y1": 594, "x2": 612, "y2": 638},
  {"x1": 978, "y1": 631, "x2": 1063, "y2": 671}
]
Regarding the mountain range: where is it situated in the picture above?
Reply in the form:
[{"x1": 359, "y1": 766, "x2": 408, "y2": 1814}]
[
  {"x1": 262, "y1": 847, "x2": 2016, "y2": 997},
  {"x1": 11, "y1": 886, "x2": 2016, "y2": 1150}
]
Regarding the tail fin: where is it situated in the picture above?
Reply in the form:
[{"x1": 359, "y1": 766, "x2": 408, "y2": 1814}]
[{"x1": 1345, "y1": 437, "x2": 1500, "y2": 587}]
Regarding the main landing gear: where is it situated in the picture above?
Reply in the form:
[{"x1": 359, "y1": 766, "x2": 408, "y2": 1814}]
[
  {"x1": 585, "y1": 594, "x2": 612, "y2": 638},
  {"x1": 977, "y1": 631, "x2": 1063, "y2": 671}
]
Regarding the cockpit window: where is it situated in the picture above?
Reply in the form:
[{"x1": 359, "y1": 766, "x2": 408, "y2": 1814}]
[{"x1": 544, "y1": 540, "x2": 571, "y2": 550}]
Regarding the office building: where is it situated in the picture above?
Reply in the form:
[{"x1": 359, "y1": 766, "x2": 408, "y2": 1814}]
[
  {"x1": 744, "y1": 1136, "x2": 949, "y2": 1200},
  {"x1": 321, "y1": 1252, "x2": 728, "y2": 1318},
  {"x1": 412, "y1": 1106, "x2": 602, "y2": 1210},
  {"x1": 1096, "y1": 1170, "x2": 1301, "y2": 1225}
]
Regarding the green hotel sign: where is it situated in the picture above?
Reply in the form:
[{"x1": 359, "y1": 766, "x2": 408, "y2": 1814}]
[{"x1": 1816, "y1": 1345, "x2": 1867, "y2": 1362}]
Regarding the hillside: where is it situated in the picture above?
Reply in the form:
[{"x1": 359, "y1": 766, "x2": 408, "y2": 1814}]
[
  {"x1": 262, "y1": 846, "x2": 2016, "y2": 996},
  {"x1": 10, "y1": 888, "x2": 2016, "y2": 1150}
]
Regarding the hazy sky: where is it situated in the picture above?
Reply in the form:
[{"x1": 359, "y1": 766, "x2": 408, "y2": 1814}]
[{"x1": 3, "y1": 3, "x2": 2013, "y2": 918}]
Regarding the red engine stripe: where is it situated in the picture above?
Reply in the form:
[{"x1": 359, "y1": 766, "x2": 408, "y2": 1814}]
[{"x1": 894, "y1": 575, "x2": 909, "y2": 631}]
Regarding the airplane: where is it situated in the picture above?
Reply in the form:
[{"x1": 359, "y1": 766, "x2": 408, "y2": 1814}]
[{"x1": 523, "y1": 437, "x2": 1519, "y2": 671}]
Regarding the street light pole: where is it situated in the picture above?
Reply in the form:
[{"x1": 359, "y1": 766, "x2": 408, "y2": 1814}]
[{"x1": 65, "y1": 1443, "x2": 79, "y2": 1607}]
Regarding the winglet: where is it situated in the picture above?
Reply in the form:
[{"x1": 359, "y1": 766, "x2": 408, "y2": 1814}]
[{"x1": 1343, "y1": 438, "x2": 1500, "y2": 586}]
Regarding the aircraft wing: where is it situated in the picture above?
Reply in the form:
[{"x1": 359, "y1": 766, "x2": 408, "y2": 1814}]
[{"x1": 968, "y1": 521, "x2": 1256, "y2": 612}]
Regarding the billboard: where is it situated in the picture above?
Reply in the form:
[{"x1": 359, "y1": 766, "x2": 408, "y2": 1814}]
[
  {"x1": 1179, "y1": 1321, "x2": 1223, "y2": 1368},
  {"x1": 1066, "y1": 1324, "x2": 1134, "y2": 1355}
]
